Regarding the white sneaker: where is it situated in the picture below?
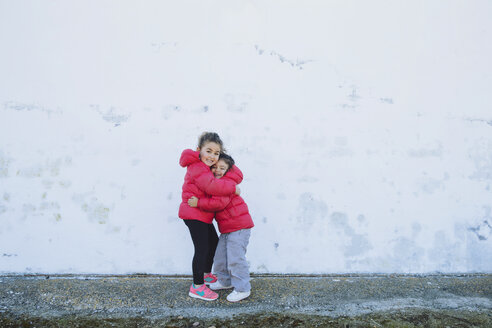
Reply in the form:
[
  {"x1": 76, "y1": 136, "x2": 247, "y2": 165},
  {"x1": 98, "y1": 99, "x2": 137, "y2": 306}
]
[
  {"x1": 209, "y1": 280, "x2": 233, "y2": 290},
  {"x1": 226, "y1": 289, "x2": 250, "y2": 302}
]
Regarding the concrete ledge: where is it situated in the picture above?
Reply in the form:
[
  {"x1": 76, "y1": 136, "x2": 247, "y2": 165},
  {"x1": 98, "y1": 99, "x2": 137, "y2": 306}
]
[{"x1": 1, "y1": 275, "x2": 491, "y2": 327}]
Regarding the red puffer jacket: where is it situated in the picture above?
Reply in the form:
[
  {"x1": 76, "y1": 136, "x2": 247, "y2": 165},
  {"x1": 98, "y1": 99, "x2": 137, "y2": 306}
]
[
  {"x1": 197, "y1": 165, "x2": 254, "y2": 234},
  {"x1": 179, "y1": 149, "x2": 237, "y2": 224}
]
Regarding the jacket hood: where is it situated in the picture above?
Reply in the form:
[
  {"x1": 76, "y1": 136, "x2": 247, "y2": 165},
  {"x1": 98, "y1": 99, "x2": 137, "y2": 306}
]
[{"x1": 180, "y1": 149, "x2": 200, "y2": 167}]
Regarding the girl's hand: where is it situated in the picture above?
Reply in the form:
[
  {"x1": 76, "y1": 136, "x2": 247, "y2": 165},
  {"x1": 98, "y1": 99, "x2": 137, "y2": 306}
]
[
  {"x1": 235, "y1": 186, "x2": 241, "y2": 196},
  {"x1": 188, "y1": 196, "x2": 198, "y2": 207}
]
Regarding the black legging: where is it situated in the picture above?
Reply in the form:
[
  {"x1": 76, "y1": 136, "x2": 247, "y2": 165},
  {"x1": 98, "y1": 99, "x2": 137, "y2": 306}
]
[{"x1": 184, "y1": 219, "x2": 219, "y2": 285}]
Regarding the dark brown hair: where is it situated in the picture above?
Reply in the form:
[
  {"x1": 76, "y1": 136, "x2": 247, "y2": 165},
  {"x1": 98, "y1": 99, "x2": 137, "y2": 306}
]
[
  {"x1": 218, "y1": 153, "x2": 235, "y2": 173},
  {"x1": 198, "y1": 132, "x2": 224, "y2": 151}
]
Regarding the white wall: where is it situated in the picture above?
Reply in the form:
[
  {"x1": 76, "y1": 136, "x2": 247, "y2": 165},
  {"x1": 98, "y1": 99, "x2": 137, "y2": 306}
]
[{"x1": 1, "y1": 0, "x2": 491, "y2": 274}]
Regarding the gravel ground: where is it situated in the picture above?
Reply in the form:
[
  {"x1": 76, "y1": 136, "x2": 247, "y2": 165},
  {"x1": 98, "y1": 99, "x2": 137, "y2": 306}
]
[{"x1": 1, "y1": 274, "x2": 491, "y2": 327}]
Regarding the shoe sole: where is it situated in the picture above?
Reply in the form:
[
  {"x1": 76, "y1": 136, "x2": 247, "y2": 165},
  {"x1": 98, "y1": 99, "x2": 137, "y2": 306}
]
[
  {"x1": 227, "y1": 292, "x2": 251, "y2": 302},
  {"x1": 227, "y1": 296, "x2": 249, "y2": 302},
  {"x1": 188, "y1": 292, "x2": 218, "y2": 301},
  {"x1": 209, "y1": 285, "x2": 233, "y2": 291}
]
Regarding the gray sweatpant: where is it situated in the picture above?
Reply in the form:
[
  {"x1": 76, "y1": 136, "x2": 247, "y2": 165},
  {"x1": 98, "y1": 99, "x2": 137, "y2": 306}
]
[{"x1": 213, "y1": 228, "x2": 251, "y2": 292}]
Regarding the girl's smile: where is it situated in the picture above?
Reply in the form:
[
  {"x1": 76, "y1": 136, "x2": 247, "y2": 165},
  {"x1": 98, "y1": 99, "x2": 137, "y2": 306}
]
[
  {"x1": 211, "y1": 160, "x2": 229, "y2": 179},
  {"x1": 197, "y1": 142, "x2": 221, "y2": 167}
]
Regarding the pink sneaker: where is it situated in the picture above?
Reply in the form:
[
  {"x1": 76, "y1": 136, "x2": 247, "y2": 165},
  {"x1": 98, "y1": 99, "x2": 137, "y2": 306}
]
[
  {"x1": 204, "y1": 272, "x2": 217, "y2": 285},
  {"x1": 188, "y1": 284, "x2": 218, "y2": 301}
]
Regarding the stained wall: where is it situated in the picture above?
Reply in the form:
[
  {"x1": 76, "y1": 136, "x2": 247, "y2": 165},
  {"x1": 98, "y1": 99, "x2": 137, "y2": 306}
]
[{"x1": 1, "y1": 1, "x2": 491, "y2": 274}]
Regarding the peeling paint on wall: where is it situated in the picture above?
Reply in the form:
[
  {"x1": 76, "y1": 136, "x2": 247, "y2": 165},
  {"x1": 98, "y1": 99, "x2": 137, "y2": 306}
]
[
  {"x1": 468, "y1": 141, "x2": 492, "y2": 181},
  {"x1": 58, "y1": 180, "x2": 72, "y2": 189},
  {"x1": 428, "y1": 231, "x2": 461, "y2": 272},
  {"x1": 468, "y1": 207, "x2": 492, "y2": 241},
  {"x1": 0, "y1": 152, "x2": 13, "y2": 178},
  {"x1": 464, "y1": 117, "x2": 492, "y2": 126},
  {"x1": 296, "y1": 193, "x2": 328, "y2": 229},
  {"x1": 3, "y1": 101, "x2": 61, "y2": 115},
  {"x1": 380, "y1": 98, "x2": 394, "y2": 104},
  {"x1": 151, "y1": 41, "x2": 178, "y2": 53},
  {"x1": 53, "y1": 213, "x2": 62, "y2": 222},
  {"x1": 73, "y1": 193, "x2": 112, "y2": 225},
  {"x1": 330, "y1": 212, "x2": 372, "y2": 258},
  {"x1": 392, "y1": 237, "x2": 425, "y2": 268},
  {"x1": 91, "y1": 105, "x2": 130, "y2": 126},
  {"x1": 469, "y1": 220, "x2": 492, "y2": 241},
  {"x1": 161, "y1": 105, "x2": 181, "y2": 120},
  {"x1": 39, "y1": 201, "x2": 60, "y2": 211},
  {"x1": 82, "y1": 201, "x2": 110, "y2": 224},
  {"x1": 254, "y1": 45, "x2": 314, "y2": 70},
  {"x1": 224, "y1": 93, "x2": 251, "y2": 112},
  {"x1": 418, "y1": 172, "x2": 450, "y2": 194},
  {"x1": 14, "y1": 157, "x2": 71, "y2": 179},
  {"x1": 408, "y1": 143, "x2": 443, "y2": 158}
]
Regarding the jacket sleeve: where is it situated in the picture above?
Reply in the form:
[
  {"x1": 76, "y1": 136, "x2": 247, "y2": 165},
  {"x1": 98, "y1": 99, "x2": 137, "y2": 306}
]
[
  {"x1": 193, "y1": 164, "x2": 236, "y2": 196},
  {"x1": 198, "y1": 196, "x2": 231, "y2": 212},
  {"x1": 224, "y1": 165, "x2": 244, "y2": 183}
]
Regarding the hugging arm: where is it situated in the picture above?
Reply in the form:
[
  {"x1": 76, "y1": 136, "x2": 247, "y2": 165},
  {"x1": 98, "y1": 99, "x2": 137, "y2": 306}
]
[
  {"x1": 193, "y1": 166, "x2": 237, "y2": 196},
  {"x1": 189, "y1": 195, "x2": 231, "y2": 212}
]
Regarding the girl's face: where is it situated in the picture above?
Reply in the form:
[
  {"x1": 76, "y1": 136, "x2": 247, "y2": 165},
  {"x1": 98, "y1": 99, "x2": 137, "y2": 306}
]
[
  {"x1": 197, "y1": 142, "x2": 221, "y2": 167},
  {"x1": 211, "y1": 159, "x2": 229, "y2": 179}
]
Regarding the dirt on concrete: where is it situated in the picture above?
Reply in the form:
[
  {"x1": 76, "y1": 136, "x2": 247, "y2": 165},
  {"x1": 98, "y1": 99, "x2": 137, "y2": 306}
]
[
  {"x1": 1, "y1": 274, "x2": 491, "y2": 327},
  {"x1": 1, "y1": 310, "x2": 491, "y2": 327}
]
